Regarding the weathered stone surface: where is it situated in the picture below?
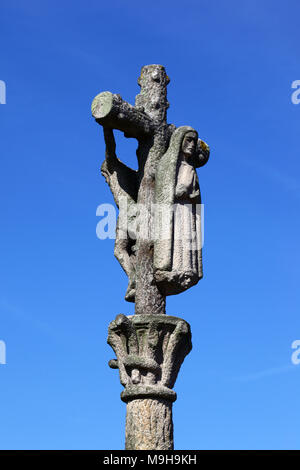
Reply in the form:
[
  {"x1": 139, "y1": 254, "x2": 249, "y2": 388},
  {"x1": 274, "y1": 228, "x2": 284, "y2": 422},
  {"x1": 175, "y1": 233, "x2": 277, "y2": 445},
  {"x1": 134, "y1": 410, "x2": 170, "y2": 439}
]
[
  {"x1": 125, "y1": 398, "x2": 173, "y2": 450},
  {"x1": 107, "y1": 313, "x2": 192, "y2": 449},
  {"x1": 92, "y1": 91, "x2": 154, "y2": 138},
  {"x1": 92, "y1": 64, "x2": 209, "y2": 310},
  {"x1": 154, "y1": 126, "x2": 209, "y2": 295},
  {"x1": 92, "y1": 65, "x2": 210, "y2": 449},
  {"x1": 108, "y1": 314, "x2": 192, "y2": 391}
]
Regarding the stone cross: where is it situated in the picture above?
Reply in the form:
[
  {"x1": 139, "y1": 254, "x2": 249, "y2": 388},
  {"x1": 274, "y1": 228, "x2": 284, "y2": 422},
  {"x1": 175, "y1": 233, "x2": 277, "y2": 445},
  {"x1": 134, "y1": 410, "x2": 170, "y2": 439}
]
[{"x1": 92, "y1": 65, "x2": 209, "y2": 450}]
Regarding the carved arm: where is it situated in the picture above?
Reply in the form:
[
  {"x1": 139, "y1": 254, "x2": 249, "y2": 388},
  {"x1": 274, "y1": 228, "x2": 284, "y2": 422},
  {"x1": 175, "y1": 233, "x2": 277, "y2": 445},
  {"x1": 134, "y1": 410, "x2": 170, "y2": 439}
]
[{"x1": 101, "y1": 128, "x2": 138, "y2": 204}]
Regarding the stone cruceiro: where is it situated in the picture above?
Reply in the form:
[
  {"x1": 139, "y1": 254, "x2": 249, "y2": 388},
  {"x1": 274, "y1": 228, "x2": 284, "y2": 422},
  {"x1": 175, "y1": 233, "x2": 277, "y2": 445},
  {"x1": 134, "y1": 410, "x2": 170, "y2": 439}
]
[{"x1": 92, "y1": 64, "x2": 210, "y2": 450}]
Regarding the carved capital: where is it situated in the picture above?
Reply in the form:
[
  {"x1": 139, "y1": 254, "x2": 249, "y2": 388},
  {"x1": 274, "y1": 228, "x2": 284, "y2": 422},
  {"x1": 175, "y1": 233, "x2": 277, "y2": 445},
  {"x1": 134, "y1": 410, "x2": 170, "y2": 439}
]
[{"x1": 107, "y1": 314, "x2": 192, "y2": 403}]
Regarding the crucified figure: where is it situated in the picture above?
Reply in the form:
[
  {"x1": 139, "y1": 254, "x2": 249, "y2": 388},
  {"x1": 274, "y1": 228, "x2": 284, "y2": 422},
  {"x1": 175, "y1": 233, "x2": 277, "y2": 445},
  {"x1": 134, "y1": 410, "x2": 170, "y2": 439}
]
[{"x1": 101, "y1": 128, "x2": 138, "y2": 302}]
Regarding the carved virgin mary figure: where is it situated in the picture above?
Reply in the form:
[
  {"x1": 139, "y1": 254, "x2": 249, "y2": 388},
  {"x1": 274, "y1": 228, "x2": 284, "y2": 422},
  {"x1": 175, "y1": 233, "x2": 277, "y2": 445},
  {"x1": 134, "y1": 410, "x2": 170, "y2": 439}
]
[{"x1": 154, "y1": 126, "x2": 209, "y2": 296}]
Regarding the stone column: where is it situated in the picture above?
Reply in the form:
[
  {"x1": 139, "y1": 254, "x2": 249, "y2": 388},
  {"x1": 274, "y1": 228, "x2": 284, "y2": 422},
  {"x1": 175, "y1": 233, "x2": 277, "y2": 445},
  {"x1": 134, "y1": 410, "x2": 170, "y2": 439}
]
[
  {"x1": 125, "y1": 398, "x2": 173, "y2": 450},
  {"x1": 107, "y1": 314, "x2": 192, "y2": 450}
]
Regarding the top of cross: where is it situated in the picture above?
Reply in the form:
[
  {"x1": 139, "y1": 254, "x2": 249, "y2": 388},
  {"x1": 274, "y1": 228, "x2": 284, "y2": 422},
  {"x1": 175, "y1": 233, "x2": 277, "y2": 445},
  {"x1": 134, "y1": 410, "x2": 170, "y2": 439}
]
[{"x1": 135, "y1": 64, "x2": 170, "y2": 123}]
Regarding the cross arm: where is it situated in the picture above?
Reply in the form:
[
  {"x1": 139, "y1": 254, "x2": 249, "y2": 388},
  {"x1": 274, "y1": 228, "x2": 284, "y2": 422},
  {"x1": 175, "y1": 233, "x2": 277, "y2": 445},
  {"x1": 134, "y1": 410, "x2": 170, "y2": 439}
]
[{"x1": 92, "y1": 91, "x2": 155, "y2": 138}]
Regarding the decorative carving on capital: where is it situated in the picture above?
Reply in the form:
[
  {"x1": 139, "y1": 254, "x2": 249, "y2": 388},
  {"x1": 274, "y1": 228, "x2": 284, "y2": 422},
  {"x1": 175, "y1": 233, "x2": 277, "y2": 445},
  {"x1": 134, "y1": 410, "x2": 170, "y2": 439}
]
[{"x1": 107, "y1": 314, "x2": 192, "y2": 403}]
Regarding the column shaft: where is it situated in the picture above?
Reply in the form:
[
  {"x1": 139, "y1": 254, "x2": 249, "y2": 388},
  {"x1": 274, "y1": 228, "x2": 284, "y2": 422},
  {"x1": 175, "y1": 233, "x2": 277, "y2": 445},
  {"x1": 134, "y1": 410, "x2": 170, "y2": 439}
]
[{"x1": 125, "y1": 398, "x2": 173, "y2": 450}]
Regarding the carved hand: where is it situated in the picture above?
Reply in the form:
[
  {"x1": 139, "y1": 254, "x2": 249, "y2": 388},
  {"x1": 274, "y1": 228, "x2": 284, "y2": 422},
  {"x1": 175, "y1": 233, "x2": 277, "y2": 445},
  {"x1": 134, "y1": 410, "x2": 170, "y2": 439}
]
[
  {"x1": 189, "y1": 189, "x2": 200, "y2": 200},
  {"x1": 175, "y1": 184, "x2": 186, "y2": 198}
]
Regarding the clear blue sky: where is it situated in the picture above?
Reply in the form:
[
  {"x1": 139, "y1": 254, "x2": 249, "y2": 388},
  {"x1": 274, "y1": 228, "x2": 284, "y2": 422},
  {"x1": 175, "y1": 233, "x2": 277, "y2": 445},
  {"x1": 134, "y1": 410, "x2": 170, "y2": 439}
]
[{"x1": 1, "y1": 0, "x2": 299, "y2": 450}]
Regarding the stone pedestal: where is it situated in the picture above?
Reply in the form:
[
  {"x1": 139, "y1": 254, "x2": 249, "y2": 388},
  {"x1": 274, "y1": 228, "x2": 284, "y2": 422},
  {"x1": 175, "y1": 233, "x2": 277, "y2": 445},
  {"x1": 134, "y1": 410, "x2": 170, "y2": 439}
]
[{"x1": 107, "y1": 314, "x2": 192, "y2": 450}]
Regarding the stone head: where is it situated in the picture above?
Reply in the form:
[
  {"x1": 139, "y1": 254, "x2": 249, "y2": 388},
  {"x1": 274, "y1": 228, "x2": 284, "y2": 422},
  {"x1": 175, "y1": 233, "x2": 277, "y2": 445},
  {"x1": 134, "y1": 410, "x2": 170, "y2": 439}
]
[{"x1": 181, "y1": 131, "x2": 198, "y2": 160}]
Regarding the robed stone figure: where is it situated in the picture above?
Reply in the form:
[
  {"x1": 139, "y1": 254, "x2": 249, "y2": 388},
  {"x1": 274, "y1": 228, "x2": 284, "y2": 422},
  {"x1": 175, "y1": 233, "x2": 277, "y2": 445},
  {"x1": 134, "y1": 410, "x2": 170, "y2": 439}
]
[{"x1": 154, "y1": 126, "x2": 209, "y2": 296}]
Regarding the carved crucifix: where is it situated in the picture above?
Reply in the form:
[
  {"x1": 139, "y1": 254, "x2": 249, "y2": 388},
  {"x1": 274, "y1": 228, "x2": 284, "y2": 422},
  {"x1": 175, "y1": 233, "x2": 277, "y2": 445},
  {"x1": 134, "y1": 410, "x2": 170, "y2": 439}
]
[
  {"x1": 92, "y1": 65, "x2": 210, "y2": 450},
  {"x1": 92, "y1": 64, "x2": 209, "y2": 315}
]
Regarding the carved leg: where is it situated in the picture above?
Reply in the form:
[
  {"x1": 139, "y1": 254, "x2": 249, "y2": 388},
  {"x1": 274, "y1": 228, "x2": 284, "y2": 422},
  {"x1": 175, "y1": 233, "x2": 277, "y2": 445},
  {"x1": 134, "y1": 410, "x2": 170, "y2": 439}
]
[{"x1": 114, "y1": 235, "x2": 136, "y2": 303}]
